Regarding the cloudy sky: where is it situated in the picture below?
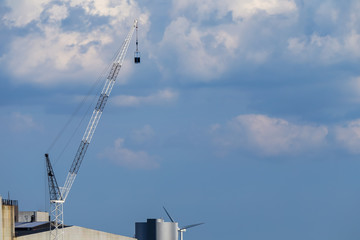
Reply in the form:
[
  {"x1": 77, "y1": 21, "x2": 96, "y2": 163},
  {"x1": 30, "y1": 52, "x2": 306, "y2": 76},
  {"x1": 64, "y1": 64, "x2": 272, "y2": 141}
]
[{"x1": 1, "y1": 0, "x2": 360, "y2": 239}]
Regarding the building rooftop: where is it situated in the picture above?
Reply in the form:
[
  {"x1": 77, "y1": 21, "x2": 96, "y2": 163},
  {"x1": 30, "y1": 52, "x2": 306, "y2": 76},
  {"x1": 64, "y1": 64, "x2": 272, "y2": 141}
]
[{"x1": 16, "y1": 221, "x2": 49, "y2": 229}]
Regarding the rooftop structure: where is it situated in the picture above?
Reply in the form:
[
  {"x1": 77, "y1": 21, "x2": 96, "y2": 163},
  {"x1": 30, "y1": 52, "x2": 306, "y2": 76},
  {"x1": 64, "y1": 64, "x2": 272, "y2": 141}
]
[
  {"x1": 135, "y1": 219, "x2": 178, "y2": 240},
  {"x1": 0, "y1": 196, "x2": 135, "y2": 240}
]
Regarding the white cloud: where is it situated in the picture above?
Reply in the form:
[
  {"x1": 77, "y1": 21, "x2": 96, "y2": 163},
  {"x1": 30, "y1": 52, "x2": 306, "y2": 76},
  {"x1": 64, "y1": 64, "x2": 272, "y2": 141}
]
[
  {"x1": 213, "y1": 114, "x2": 328, "y2": 155},
  {"x1": 225, "y1": 0, "x2": 297, "y2": 20},
  {"x1": 314, "y1": 2, "x2": 339, "y2": 27},
  {"x1": 130, "y1": 125, "x2": 155, "y2": 144},
  {"x1": 154, "y1": 0, "x2": 298, "y2": 81},
  {"x1": 172, "y1": 0, "x2": 297, "y2": 21},
  {"x1": 7, "y1": 25, "x2": 112, "y2": 85},
  {"x1": 112, "y1": 89, "x2": 178, "y2": 107},
  {"x1": 286, "y1": 2, "x2": 360, "y2": 64},
  {"x1": 154, "y1": 0, "x2": 360, "y2": 81},
  {"x1": 64, "y1": 0, "x2": 149, "y2": 26},
  {"x1": 47, "y1": 5, "x2": 69, "y2": 22},
  {"x1": 9, "y1": 112, "x2": 40, "y2": 132},
  {"x1": 100, "y1": 138, "x2": 159, "y2": 169},
  {"x1": 157, "y1": 17, "x2": 234, "y2": 80},
  {"x1": 287, "y1": 32, "x2": 360, "y2": 63},
  {"x1": 335, "y1": 120, "x2": 360, "y2": 154},
  {"x1": 2, "y1": 0, "x2": 149, "y2": 86},
  {"x1": 3, "y1": 0, "x2": 51, "y2": 27}
]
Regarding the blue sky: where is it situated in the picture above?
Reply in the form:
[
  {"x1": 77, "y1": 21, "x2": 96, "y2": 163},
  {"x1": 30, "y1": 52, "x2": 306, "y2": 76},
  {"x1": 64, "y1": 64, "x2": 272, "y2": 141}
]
[{"x1": 1, "y1": 0, "x2": 360, "y2": 239}]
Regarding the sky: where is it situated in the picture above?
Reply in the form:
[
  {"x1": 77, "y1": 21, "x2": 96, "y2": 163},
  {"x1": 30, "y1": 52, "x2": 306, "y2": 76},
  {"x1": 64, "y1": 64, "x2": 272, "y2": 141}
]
[{"x1": 1, "y1": 0, "x2": 360, "y2": 239}]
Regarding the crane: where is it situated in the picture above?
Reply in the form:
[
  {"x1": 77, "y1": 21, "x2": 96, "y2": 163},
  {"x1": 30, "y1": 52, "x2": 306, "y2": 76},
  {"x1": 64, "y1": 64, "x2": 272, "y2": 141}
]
[{"x1": 45, "y1": 19, "x2": 139, "y2": 240}]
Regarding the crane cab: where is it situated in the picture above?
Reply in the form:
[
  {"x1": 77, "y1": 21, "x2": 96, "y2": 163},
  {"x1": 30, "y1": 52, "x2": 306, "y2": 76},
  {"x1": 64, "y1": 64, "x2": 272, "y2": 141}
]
[{"x1": 134, "y1": 51, "x2": 140, "y2": 64}]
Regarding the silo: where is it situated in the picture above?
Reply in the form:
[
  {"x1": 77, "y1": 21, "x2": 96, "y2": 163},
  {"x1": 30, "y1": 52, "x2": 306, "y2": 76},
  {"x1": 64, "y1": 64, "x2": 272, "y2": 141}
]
[{"x1": 135, "y1": 219, "x2": 178, "y2": 240}]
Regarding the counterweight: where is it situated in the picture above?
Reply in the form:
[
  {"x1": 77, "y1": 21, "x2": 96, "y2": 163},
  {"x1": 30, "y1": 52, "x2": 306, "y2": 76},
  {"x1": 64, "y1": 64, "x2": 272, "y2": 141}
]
[{"x1": 45, "y1": 19, "x2": 138, "y2": 240}]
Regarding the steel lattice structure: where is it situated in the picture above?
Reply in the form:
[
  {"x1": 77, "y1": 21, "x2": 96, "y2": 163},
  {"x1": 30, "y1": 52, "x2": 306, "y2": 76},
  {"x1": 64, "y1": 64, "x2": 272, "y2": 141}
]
[{"x1": 45, "y1": 19, "x2": 138, "y2": 240}]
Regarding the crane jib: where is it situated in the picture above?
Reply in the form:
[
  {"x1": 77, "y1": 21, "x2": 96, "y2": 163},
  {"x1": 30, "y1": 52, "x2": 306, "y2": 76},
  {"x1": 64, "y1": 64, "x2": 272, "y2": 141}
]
[
  {"x1": 45, "y1": 154, "x2": 63, "y2": 201},
  {"x1": 108, "y1": 63, "x2": 122, "y2": 80},
  {"x1": 95, "y1": 94, "x2": 109, "y2": 112},
  {"x1": 69, "y1": 140, "x2": 89, "y2": 174}
]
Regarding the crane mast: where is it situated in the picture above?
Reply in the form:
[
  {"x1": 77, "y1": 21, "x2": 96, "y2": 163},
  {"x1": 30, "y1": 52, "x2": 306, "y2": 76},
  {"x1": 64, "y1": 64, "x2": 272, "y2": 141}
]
[{"x1": 45, "y1": 19, "x2": 138, "y2": 240}]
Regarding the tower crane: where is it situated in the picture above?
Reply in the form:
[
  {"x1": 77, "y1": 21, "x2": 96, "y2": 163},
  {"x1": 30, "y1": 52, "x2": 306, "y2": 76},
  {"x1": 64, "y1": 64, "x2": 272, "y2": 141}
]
[{"x1": 45, "y1": 19, "x2": 139, "y2": 240}]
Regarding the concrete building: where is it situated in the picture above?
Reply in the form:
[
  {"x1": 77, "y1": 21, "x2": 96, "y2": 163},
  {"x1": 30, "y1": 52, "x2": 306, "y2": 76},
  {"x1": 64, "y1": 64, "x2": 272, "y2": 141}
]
[
  {"x1": 16, "y1": 225, "x2": 136, "y2": 240},
  {"x1": 135, "y1": 219, "x2": 178, "y2": 240},
  {"x1": 18, "y1": 211, "x2": 48, "y2": 223},
  {"x1": 1, "y1": 196, "x2": 18, "y2": 240},
  {"x1": 0, "y1": 196, "x2": 136, "y2": 240}
]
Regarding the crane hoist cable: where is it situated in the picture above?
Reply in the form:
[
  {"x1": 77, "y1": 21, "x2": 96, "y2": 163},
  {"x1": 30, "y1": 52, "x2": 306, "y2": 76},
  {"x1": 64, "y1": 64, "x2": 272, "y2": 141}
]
[
  {"x1": 47, "y1": 25, "x2": 135, "y2": 166},
  {"x1": 46, "y1": 69, "x2": 105, "y2": 155},
  {"x1": 134, "y1": 20, "x2": 140, "y2": 63}
]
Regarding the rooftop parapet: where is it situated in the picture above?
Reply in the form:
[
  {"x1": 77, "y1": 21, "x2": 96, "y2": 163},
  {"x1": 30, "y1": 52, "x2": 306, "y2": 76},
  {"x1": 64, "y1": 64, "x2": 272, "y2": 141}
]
[{"x1": 2, "y1": 199, "x2": 18, "y2": 206}]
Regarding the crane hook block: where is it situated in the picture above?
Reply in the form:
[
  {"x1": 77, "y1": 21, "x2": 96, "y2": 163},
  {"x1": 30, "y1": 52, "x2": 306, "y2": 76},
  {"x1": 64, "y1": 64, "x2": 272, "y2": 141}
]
[{"x1": 134, "y1": 51, "x2": 140, "y2": 63}]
